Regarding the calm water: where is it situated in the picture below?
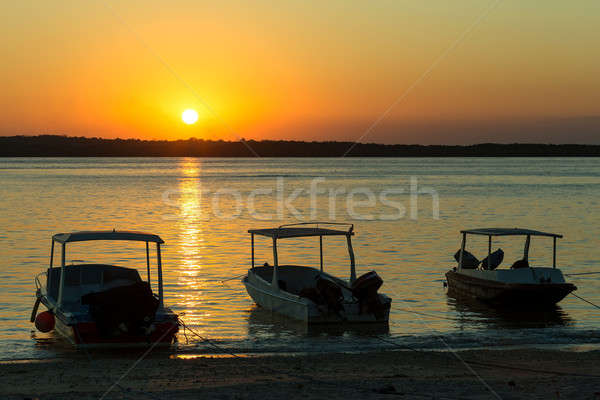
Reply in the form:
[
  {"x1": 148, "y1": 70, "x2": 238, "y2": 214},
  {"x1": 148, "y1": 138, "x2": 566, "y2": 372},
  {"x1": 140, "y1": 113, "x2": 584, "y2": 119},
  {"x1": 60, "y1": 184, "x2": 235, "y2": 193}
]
[{"x1": 1, "y1": 157, "x2": 599, "y2": 360}]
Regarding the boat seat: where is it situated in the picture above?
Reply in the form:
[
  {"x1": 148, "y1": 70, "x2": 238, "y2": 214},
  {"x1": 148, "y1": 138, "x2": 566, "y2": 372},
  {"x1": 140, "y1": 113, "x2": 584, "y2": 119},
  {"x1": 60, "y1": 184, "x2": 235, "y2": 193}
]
[
  {"x1": 454, "y1": 250, "x2": 479, "y2": 269},
  {"x1": 480, "y1": 248, "x2": 504, "y2": 270},
  {"x1": 252, "y1": 265, "x2": 325, "y2": 294},
  {"x1": 103, "y1": 267, "x2": 142, "y2": 284},
  {"x1": 511, "y1": 259, "x2": 530, "y2": 269}
]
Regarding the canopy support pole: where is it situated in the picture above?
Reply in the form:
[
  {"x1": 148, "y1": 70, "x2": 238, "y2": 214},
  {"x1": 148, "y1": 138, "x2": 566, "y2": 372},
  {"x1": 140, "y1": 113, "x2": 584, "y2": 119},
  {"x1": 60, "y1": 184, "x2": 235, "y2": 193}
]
[
  {"x1": 251, "y1": 233, "x2": 255, "y2": 268},
  {"x1": 553, "y1": 237, "x2": 557, "y2": 268},
  {"x1": 524, "y1": 235, "x2": 531, "y2": 261},
  {"x1": 319, "y1": 236, "x2": 323, "y2": 272},
  {"x1": 459, "y1": 233, "x2": 466, "y2": 270},
  {"x1": 145, "y1": 242, "x2": 151, "y2": 285},
  {"x1": 49, "y1": 240, "x2": 54, "y2": 269},
  {"x1": 48, "y1": 240, "x2": 55, "y2": 292},
  {"x1": 58, "y1": 243, "x2": 66, "y2": 307},
  {"x1": 486, "y1": 235, "x2": 492, "y2": 269},
  {"x1": 347, "y1": 234, "x2": 356, "y2": 283},
  {"x1": 157, "y1": 243, "x2": 164, "y2": 308},
  {"x1": 272, "y1": 238, "x2": 279, "y2": 289}
]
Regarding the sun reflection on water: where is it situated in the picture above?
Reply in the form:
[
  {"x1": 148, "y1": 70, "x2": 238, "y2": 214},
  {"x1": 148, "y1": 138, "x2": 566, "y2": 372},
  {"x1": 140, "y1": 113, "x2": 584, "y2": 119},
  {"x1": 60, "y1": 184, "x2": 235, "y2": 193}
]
[{"x1": 174, "y1": 159, "x2": 209, "y2": 328}]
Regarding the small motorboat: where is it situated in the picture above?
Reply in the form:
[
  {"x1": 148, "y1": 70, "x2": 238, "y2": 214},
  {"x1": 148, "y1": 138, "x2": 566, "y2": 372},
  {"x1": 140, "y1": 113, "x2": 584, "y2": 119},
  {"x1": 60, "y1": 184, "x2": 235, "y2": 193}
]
[
  {"x1": 243, "y1": 222, "x2": 391, "y2": 323},
  {"x1": 445, "y1": 228, "x2": 577, "y2": 307},
  {"x1": 31, "y1": 230, "x2": 179, "y2": 346}
]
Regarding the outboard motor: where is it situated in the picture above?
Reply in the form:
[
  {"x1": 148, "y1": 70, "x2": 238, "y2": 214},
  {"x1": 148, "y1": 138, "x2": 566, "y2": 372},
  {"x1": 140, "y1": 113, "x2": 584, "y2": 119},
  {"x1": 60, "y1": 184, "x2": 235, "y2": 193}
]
[
  {"x1": 299, "y1": 277, "x2": 345, "y2": 317},
  {"x1": 351, "y1": 271, "x2": 386, "y2": 318}
]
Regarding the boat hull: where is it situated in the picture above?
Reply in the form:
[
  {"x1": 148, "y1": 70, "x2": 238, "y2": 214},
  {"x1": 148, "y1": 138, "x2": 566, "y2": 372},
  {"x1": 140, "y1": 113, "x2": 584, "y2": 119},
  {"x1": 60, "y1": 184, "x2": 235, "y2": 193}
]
[
  {"x1": 243, "y1": 268, "x2": 391, "y2": 324},
  {"x1": 446, "y1": 270, "x2": 576, "y2": 307},
  {"x1": 54, "y1": 316, "x2": 178, "y2": 346},
  {"x1": 46, "y1": 300, "x2": 179, "y2": 347},
  {"x1": 244, "y1": 277, "x2": 311, "y2": 321}
]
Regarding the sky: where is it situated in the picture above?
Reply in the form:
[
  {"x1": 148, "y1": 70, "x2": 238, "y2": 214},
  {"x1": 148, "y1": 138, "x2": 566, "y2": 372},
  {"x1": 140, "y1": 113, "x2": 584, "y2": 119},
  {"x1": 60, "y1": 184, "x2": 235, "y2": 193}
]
[{"x1": 1, "y1": 1, "x2": 599, "y2": 144}]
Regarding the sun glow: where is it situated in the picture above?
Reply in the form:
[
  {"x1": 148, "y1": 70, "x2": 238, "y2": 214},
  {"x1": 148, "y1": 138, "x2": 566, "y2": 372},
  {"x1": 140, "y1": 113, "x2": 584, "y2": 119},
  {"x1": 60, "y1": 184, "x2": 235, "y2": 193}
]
[{"x1": 182, "y1": 109, "x2": 199, "y2": 125}]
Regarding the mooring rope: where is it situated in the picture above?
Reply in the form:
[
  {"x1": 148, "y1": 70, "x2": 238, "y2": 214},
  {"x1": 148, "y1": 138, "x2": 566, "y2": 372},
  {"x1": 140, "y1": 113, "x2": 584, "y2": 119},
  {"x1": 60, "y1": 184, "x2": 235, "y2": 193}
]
[
  {"x1": 372, "y1": 334, "x2": 600, "y2": 378},
  {"x1": 564, "y1": 271, "x2": 600, "y2": 276},
  {"x1": 78, "y1": 287, "x2": 600, "y2": 399},
  {"x1": 219, "y1": 273, "x2": 246, "y2": 284},
  {"x1": 395, "y1": 306, "x2": 461, "y2": 321},
  {"x1": 177, "y1": 314, "x2": 600, "y2": 400},
  {"x1": 176, "y1": 317, "x2": 457, "y2": 400},
  {"x1": 570, "y1": 292, "x2": 600, "y2": 310}
]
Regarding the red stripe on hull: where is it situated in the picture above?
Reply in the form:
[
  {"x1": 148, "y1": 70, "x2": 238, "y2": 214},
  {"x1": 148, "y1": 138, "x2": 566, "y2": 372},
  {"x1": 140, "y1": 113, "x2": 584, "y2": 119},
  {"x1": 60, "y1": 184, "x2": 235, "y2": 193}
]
[{"x1": 71, "y1": 321, "x2": 179, "y2": 345}]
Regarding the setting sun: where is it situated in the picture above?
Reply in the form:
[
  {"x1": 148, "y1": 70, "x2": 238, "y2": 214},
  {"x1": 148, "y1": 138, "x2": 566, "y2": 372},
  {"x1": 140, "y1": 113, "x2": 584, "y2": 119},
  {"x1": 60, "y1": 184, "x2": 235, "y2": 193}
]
[{"x1": 182, "y1": 109, "x2": 199, "y2": 125}]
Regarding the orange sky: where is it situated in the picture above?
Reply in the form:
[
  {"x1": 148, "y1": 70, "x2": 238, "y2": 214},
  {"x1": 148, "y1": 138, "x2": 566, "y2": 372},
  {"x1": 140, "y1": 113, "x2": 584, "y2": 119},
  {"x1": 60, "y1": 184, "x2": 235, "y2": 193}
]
[{"x1": 1, "y1": 1, "x2": 599, "y2": 144}]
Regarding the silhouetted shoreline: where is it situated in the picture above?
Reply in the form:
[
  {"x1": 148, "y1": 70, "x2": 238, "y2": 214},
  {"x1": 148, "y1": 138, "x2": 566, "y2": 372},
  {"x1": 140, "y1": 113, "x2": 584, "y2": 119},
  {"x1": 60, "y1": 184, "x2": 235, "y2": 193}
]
[{"x1": 1, "y1": 135, "x2": 600, "y2": 157}]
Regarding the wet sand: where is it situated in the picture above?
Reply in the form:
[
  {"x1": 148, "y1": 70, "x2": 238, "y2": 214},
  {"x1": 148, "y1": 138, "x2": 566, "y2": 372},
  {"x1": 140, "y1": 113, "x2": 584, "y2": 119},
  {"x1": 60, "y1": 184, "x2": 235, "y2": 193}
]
[{"x1": 2, "y1": 349, "x2": 599, "y2": 400}]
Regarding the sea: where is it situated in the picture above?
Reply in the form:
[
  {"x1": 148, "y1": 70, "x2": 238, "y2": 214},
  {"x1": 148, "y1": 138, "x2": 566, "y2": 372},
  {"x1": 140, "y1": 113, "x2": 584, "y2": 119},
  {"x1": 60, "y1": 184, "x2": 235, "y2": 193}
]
[{"x1": 0, "y1": 157, "x2": 599, "y2": 360}]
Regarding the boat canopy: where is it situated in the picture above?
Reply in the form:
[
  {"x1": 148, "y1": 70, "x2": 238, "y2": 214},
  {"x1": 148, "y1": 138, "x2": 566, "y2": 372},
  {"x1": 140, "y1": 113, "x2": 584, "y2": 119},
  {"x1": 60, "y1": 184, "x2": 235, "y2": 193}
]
[
  {"x1": 457, "y1": 227, "x2": 562, "y2": 270},
  {"x1": 249, "y1": 227, "x2": 354, "y2": 239},
  {"x1": 460, "y1": 228, "x2": 562, "y2": 238},
  {"x1": 248, "y1": 222, "x2": 357, "y2": 283},
  {"x1": 249, "y1": 222, "x2": 354, "y2": 239},
  {"x1": 52, "y1": 230, "x2": 164, "y2": 244},
  {"x1": 48, "y1": 230, "x2": 166, "y2": 308}
]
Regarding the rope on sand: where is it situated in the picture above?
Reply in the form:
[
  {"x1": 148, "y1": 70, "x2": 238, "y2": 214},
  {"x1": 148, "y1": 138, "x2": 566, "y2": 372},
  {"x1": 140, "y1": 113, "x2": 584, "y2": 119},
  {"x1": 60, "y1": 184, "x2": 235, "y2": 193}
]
[
  {"x1": 73, "y1": 322, "x2": 166, "y2": 400},
  {"x1": 376, "y1": 293, "x2": 600, "y2": 379},
  {"x1": 177, "y1": 318, "x2": 246, "y2": 360},
  {"x1": 98, "y1": 324, "x2": 176, "y2": 400},
  {"x1": 177, "y1": 315, "x2": 600, "y2": 399},
  {"x1": 176, "y1": 291, "x2": 600, "y2": 383},
  {"x1": 178, "y1": 317, "x2": 362, "y2": 388},
  {"x1": 177, "y1": 317, "x2": 457, "y2": 400},
  {"x1": 371, "y1": 335, "x2": 600, "y2": 378}
]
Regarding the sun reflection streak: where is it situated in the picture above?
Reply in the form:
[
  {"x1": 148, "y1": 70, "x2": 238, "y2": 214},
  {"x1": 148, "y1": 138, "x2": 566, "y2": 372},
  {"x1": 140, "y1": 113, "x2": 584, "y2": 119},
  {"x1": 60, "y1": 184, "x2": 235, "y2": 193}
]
[{"x1": 175, "y1": 158, "x2": 209, "y2": 329}]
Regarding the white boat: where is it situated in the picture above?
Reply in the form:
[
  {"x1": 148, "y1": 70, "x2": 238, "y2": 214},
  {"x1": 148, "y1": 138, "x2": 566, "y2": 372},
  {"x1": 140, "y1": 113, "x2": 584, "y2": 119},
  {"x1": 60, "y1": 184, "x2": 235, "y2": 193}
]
[
  {"x1": 242, "y1": 222, "x2": 391, "y2": 324},
  {"x1": 31, "y1": 230, "x2": 179, "y2": 346},
  {"x1": 445, "y1": 228, "x2": 577, "y2": 307}
]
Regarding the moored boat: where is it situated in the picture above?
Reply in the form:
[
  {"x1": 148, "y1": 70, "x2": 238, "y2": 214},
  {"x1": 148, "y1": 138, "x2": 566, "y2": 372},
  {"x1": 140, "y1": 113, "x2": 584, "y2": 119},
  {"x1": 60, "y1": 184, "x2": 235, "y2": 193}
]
[
  {"x1": 445, "y1": 228, "x2": 577, "y2": 307},
  {"x1": 31, "y1": 230, "x2": 179, "y2": 346},
  {"x1": 243, "y1": 222, "x2": 391, "y2": 324}
]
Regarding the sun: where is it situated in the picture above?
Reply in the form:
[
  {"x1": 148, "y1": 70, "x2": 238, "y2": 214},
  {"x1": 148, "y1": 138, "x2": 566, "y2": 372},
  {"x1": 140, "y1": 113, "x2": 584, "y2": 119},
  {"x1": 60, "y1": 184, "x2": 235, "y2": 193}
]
[{"x1": 181, "y1": 109, "x2": 199, "y2": 125}]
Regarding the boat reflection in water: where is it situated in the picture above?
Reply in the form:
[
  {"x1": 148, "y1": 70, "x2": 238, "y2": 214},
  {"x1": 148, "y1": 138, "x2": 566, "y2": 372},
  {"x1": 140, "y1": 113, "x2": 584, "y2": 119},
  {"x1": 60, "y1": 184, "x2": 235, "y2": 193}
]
[
  {"x1": 247, "y1": 306, "x2": 389, "y2": 338},
  {"x1": 446, "y1": 296, "x2": 574, "y2": 329}
]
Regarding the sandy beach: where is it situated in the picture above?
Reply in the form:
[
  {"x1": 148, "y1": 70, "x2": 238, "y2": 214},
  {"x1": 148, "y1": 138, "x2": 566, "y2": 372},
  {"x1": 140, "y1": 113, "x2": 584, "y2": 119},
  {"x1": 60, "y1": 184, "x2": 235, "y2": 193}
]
[{"x1": 2, "y1": 348, "x2": 599, "y2": 400}]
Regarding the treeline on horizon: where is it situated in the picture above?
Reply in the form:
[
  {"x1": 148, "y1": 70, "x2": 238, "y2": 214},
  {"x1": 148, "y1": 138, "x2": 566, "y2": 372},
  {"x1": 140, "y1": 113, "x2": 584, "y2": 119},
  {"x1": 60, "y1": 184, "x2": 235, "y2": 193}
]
[{"x1": 1, "y1": 135, "x2": 600, "y2": 157}]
